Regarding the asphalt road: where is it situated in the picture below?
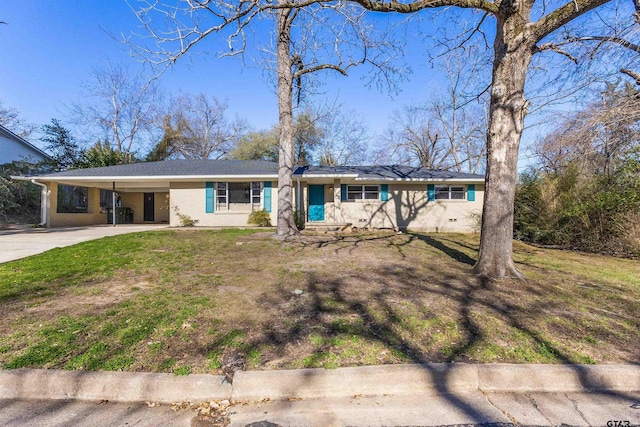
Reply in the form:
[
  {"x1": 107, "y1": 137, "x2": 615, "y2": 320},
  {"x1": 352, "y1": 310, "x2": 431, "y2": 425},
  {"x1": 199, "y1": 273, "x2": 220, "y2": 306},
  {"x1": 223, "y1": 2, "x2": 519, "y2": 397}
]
[{"x1": 2, "y1": 391, "x2": 639, "y2": 427}]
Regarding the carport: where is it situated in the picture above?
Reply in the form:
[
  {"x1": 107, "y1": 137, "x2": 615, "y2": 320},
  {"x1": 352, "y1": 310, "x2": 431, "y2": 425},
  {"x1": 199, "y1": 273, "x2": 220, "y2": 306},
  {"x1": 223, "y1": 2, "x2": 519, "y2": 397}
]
[{"x1": 13, "y1": 174, "x2": 171, "y2": 228}]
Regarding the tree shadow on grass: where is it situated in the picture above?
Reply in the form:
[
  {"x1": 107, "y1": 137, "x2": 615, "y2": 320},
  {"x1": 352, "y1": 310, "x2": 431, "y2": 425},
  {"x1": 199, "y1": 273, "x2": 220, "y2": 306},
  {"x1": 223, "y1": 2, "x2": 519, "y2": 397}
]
[
  {"x1": 208, "y1": 232, "x2": 640, "y2": 422},
  {"x1": 410, "y1": 233, "x2": 477, "y2": 266}
]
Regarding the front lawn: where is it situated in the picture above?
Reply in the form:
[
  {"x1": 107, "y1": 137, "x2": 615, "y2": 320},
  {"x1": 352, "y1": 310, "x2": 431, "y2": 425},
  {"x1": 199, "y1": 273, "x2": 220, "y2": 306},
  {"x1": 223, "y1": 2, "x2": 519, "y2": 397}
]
[{"x1": 0, "y1": 229, "x2": 638, "y2": 375}]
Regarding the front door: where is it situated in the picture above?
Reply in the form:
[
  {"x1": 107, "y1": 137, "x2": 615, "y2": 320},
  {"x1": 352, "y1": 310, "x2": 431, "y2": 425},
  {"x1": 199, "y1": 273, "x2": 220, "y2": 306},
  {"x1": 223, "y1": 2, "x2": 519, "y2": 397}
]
[
  {"x1": 144, "y1": 193, "x2": 155, "y2": 222},
  {"x1": 308, "y1": 185, "x2": 325, "y2": 222}
]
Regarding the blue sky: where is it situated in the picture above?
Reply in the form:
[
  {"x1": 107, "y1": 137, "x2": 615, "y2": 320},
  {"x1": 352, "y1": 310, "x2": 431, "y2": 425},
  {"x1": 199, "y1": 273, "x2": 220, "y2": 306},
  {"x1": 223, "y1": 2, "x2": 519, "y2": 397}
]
[
  {"x1": 2, "y1": 0, "x2": 622, "y2": 169},
  {"x1": 0, "y1": 1, "x2": 442, "y2": 149}
]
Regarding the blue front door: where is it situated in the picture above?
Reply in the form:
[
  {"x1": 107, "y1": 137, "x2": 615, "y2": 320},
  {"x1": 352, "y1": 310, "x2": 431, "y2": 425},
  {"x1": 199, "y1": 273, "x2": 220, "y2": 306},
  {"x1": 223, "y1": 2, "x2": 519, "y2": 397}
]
[{"x1": 308, "y1": 185, "x2": 325, "y2": 222}]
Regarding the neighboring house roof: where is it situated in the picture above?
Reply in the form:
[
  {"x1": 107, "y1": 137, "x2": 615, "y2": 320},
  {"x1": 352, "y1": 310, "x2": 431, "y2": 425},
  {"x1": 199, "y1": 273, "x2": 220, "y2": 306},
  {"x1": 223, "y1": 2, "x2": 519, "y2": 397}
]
[
  {"x1": 293, "y1": 165, "x2": 485, "y2": 182},
  {"x1": 0, "y1": 125, "x2": 51, "y2": 163}
]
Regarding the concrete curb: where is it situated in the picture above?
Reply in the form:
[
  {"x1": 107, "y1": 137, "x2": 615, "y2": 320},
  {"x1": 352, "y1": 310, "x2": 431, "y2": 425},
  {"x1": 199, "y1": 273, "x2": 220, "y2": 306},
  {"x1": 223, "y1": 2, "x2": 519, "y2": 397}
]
[
  {"x1": 477, "y1": 363, "x2": 640, "y2": 393},
  {"x1": 231, "y1": 364, "x2": 478, "y2": 401},
  {"x1": 0, "y1": 364, "x2": 638, "y2": 403},
  {"x1": 0, "y1": 369, "x2": 231, "y2": 403}
]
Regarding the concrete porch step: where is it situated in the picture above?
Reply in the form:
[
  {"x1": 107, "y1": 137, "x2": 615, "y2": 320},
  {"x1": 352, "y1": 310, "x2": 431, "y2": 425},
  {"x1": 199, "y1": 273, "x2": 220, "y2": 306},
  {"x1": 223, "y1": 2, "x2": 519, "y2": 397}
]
[{"x1": 303, "y1": 222, "x2": 353, "y2": 232}]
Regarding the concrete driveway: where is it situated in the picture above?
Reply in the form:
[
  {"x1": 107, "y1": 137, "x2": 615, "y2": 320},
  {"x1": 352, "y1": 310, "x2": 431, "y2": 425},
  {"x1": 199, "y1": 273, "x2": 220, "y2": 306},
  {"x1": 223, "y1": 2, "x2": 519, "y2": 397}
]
[{"x1": 0, "y1": 225, "x2": 169, "y2": 264}]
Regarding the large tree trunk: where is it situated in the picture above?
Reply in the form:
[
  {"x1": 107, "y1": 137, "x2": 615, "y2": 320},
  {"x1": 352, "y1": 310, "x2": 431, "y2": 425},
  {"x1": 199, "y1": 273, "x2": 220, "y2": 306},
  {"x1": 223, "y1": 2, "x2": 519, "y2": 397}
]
[
  {"x1": 275, "y1": 7, "x2": 300, "y2": 237},
  {"x1": 473, "y1": 13, "x2": 535, "y2": 279}
]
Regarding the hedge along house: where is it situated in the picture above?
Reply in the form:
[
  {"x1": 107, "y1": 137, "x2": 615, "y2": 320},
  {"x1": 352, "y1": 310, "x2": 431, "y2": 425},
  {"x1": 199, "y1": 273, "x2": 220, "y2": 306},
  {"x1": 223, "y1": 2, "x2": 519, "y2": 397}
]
[{"x1": 14, "y1": 160, "x2": 484, "y2": 232}]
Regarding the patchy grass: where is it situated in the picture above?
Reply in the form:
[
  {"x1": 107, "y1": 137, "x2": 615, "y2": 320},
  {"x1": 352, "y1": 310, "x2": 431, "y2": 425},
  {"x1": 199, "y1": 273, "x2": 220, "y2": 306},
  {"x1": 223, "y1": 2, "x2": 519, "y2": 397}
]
[{"x1": 0, "y1": 229, "x2": 638, "y2": 375}]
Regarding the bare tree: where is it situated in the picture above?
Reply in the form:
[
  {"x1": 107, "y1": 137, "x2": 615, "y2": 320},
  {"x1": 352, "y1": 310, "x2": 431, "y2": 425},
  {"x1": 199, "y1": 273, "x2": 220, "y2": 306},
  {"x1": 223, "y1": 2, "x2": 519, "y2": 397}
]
[
  {"x1": 535, "y1": 82, "x2": 640, "y2": 176},
  {"x1": 430, "y1": 49, "x2": 488, "y2": 174},
  {"x1": 71, "y1": 63, "x2": 164, "y2": 156},
  {"x1": 127, "y1": 0, "x2": 403, "y2": 237},
  {"x1": 163, "y1": 93, "x2": 247, "y2": 159},
  {"x1": 349, "y1": 0, "x2": 638, "y2": 278},
  {"x1": 0, "y1": 101, "x2": 35, "y2": 138},
  {"x1": 382, "y1": 105, "x2": 453, "y2": 169},
  {"x1": 317, "y1": 109, "x2": 369, "y2": 166},
  {"x1": 380, "y1": 52, "x2": 487, "y2": 173}
]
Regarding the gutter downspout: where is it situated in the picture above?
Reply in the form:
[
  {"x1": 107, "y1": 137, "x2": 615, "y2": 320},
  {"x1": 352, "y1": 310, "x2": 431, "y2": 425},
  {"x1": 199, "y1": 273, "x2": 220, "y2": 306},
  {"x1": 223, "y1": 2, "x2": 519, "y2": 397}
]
[
  {"x1": 296, "y1": 177, "x2": 301, "y2": 215},
  {"x1": 112, "y1": 181, "x2": 116, "y2": 227},
  {"x1": 30, "y1": 179, "x2": 48, "y2": 227}
]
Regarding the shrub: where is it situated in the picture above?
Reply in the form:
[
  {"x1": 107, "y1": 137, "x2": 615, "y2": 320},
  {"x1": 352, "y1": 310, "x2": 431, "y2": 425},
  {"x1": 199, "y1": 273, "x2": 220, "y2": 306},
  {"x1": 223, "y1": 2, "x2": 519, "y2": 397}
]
[
  {"x1": 172, "y1": 206, "x2": 198, "y2": 227},
  {"x1": 514, "y1": 159, "x2": 640, "y2": 257},
  {"x1": 0, "y1": 162, "x2": 41, "y2": 224},
  {"x1": 248, "y1": 209, "x2": 272, "y2": 227}
]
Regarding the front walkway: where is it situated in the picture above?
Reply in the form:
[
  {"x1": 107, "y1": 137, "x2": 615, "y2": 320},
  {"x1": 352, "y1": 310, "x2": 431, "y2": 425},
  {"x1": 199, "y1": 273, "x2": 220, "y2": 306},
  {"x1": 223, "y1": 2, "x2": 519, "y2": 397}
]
[{"x1": 0, "y1": 224, "x2": 169, "y2": 264}]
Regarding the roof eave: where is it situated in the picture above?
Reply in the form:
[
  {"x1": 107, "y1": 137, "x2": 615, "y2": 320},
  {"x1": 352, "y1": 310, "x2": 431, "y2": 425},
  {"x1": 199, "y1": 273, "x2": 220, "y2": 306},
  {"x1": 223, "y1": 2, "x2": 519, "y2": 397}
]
[
  {"x1": 354, "y1": 177, "x2": 485, "y2": 182},
  {"x1": 23, "y1": 174, "x2": 279, "y2": 182}
]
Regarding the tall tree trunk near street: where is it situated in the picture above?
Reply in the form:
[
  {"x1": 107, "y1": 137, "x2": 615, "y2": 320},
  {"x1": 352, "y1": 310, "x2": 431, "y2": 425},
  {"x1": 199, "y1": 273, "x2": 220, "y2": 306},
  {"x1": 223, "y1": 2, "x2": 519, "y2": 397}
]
[
  {"x1": 473, "y1": 14, "x2": 535, "y2": 279},
  {"x1": 276, "y1": 7, "x2": 300, "y2": 237}
]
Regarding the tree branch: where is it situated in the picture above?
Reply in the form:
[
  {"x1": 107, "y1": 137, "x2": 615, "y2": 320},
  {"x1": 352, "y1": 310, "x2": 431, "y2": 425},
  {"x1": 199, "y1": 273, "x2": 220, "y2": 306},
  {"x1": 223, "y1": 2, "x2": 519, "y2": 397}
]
[
  {"x1": 564, "y1": 35, "x2": 640, "y2": 53},
  {"x1": 533, "y1": 0, "x2": 611, "y2": 42},
  {"x1": 535, "y1": 42, "x2": 578, "y2": 62},
  {"x1": 294, "y1": 63, "x2": 349, "y2": 78},
  {"x1": 349, "y1": 0, "x2": 498, "y2": 14},
  {"x1": 621, "y1": 68, "x2": 640, "y2": 85}
]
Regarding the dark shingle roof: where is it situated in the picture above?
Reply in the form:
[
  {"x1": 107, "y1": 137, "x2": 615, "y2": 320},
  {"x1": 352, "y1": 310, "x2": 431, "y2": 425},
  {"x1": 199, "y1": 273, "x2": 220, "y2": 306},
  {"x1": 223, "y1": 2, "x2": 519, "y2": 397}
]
[
  {"x1": 293, "y1": 165, "x2": 484, "y2": 180},
  {"x1": 35, "y1": 159, "x2": 279, "y2": 178},
  {"x1": 29, "y1": 160, "x2": 483, "y2": 181}
]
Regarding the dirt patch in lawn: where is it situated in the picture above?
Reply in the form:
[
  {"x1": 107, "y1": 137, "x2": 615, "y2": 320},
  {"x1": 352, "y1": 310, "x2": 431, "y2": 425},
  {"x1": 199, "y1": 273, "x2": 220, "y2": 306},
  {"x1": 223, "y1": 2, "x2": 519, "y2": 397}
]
[
  {"x1": 0, "y1": 278, "x2": 156, "y2": 325},
  {"x1": 0, "y1": 229, "x2": 638, "y2": 374},
  {"x1": 28, "y1": 279, "x2": 156, "y2": 314}
]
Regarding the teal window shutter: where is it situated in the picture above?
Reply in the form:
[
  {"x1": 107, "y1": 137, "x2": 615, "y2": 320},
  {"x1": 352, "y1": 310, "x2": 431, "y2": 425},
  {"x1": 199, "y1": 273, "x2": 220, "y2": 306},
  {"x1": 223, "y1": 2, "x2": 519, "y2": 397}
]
[
  {"x1": 341, "y1": 184, "x2": 347, "y2": 201},
  {"x1": 206, "y1": 182, "x2": 215, "y2": 213},
  {"x1": 467, "y1": 184, "x2": 476, "y2": 202},
  {"x1": 427, "y1": 184, "x2": 435, "y2": 202},
  {"x1": 380, "y1": 184, "x2": 389, "y2": 201},
  {"x1": 263, "y1": 181, "x2": 272, "y2": 213}
]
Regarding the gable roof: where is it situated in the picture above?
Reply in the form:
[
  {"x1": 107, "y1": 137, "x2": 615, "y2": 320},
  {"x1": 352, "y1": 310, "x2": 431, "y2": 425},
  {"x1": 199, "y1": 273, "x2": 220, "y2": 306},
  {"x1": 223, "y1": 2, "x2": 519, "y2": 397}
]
[
  {"x1": 0, "y1": 125, "x2": 51, "y2": 161},
  {"x1": 293, "y1": 165, "x2": 484, "y2": 181}
]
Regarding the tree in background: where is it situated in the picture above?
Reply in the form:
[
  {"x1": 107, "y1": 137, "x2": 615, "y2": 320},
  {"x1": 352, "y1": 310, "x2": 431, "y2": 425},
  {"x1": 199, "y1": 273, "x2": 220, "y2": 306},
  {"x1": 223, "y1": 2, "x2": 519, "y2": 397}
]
[
  {"x1": 515, "y1": 83, "x2": 640, "y2": 256},
  {"x1": 81, "y1": 140, "x2": 135, "y2": 168},
  {"x1": 229, "y1": 106, "x2": 370, "y2": 166},
  {"x1": 164, "y1": 93, "x2": 247, "y2": 160},
  {"x1": 0, "y1": 100, "x2": 36, "y2": 138},
  {"x1": 317, "y1": 109, "x2": 369, "y2": 166},
  {"x1": 229, "y1": 128, "x2": 280, "y2": 162},
  {"x1": 380, "y1": 106, "x2": 451, "y2": 169},
  {"x1": 0, "y1": 161, "x2": 41, "y2": 224},
  {"x1": 41, "y1": 119, "x2": 136, "y2": 170},
  {"x1": 40, "y1": 119, "x2": 84, "y2": 171},
  {"x1": 292, "y1": 110, "x2": 323, "y2": 166},
  {"x1": 377, "y1": 44, "x2": 488, "y2": 172},
  {"x1": 71, "y1": 62, "x2": 164, "y2": 157}
]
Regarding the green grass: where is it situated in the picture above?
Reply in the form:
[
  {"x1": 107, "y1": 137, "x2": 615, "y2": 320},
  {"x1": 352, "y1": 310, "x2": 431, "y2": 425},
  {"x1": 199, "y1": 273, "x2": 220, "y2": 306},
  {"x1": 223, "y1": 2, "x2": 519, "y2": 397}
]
[{"x1": 0, "y1": 229, "x2": 638, "y2": 373}]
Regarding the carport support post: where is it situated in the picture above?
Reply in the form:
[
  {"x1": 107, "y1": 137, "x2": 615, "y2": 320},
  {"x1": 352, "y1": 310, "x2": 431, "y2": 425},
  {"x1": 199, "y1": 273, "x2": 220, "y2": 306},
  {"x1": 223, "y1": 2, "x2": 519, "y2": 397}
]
[{"x1": 112, "y1": 182, "x2": 116, "y2": 227}]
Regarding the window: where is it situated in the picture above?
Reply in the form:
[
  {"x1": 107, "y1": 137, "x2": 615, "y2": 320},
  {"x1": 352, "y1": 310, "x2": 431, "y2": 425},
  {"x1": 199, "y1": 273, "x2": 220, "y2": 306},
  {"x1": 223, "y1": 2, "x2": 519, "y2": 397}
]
[
  {"x1": 216, "y1": 182, "x2": 228, "y2": 209},
  {"x1": 435, "y1": 185, "x2": 465, "y2": 200},
  {"x1": 57, "y1": 185, "x2": 89, "y2": 213},
  {"x1": 216, "y1": 182, "x2": 262, "y2": 211},
  {"x1": 251, "y1": 182, "x2": 261, "y2": 206},
  {"x1": 346, "y1": 184, "x2": 379, "y2": 201}
]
